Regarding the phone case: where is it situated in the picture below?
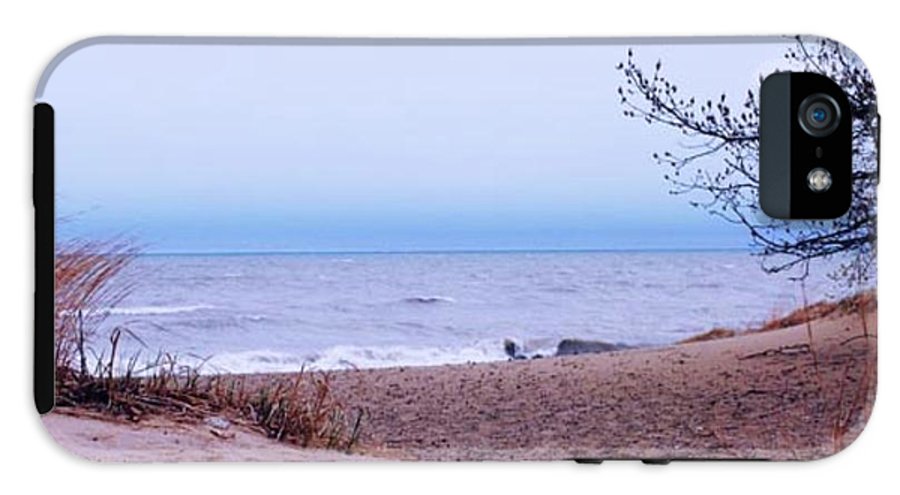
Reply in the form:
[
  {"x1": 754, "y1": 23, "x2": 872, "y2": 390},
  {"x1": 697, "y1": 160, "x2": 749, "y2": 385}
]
[{"x1": 34, "y1": 36, "x2": 878, "y2": 462}]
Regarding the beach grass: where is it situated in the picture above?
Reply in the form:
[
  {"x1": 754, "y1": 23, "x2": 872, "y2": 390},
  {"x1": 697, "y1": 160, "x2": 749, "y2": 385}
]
[
  {"x1": 678, "y1": 291, "x2": 876, "y2": 344},
  {"x1": 53, "y1": 240, "x2": 365, "y2": 453}
]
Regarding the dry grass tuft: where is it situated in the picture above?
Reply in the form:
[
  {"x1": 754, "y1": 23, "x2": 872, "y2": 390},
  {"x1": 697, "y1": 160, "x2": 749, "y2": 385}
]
[
  {"x1": 56, "y1": 347, "x2": 365, "y2": 451},
  {"x1": 240, "y1": 373, "x2": 365, "y2": 449},
  {"x1": 755, "y1": 291, "x2": 876, "y2": 333},
  {"x1": 54, "y1": 239, "x2": 137, "y2": 374},
  {"x1": 677, "y1": 291, "x2": 877, "y2": 346}
]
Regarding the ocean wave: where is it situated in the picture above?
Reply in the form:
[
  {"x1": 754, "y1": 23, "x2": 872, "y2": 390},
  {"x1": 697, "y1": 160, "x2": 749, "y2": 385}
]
[
  {"x1": 403, "y1": 295, "x2": 456, "y2": 304},
  {"x1": 310, "y1": 343, "x2": 504, "y2": 370},
  {"x1": 104, "y1": 304, "x2": 214, "y2": 316},
  {"x1": 239, "y1": 314, "x2": 268, "y2": 322},
  {"x1": 539, "y1": 285, "x2": 580, "y2": 294},
  {"x1": 101, "y1": 336, "x2": 624, "y2": 376},
  {"x1": 202, "y1": 341, "x2": 511, "y2": 374},
  {"x1": 687, "y1": 282, "x2": 723, "y2": 289},
  {"x1": 202, "y1": 350, "x2": 310, "y2": 374}
]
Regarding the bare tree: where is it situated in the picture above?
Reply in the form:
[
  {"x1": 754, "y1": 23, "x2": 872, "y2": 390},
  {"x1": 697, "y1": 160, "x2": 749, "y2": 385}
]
[{"x1": 617, "y1": 36, "x2": 877, "y2": 288}]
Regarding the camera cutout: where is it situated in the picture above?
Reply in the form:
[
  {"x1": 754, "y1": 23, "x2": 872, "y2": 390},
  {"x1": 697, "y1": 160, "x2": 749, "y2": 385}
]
[{"x1": 759, "y1": 73, "x2": 852, "y2": 219}]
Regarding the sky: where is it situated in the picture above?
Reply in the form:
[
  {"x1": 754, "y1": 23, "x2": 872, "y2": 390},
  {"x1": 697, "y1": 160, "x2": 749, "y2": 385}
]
[{"x1": 44, "y1": 41, "x2": 788, "y2": 253}]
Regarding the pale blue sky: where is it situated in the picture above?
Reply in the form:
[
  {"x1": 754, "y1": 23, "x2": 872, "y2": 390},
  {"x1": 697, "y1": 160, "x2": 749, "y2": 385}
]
[{"x1": 45, "y1": 41, "x2": 786, "y2": 253}]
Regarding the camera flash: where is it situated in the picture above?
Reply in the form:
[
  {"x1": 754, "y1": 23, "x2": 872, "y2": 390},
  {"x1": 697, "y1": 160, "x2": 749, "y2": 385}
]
[{"x1": 807, "y1": 167, "x2": 832, "y2": 193}]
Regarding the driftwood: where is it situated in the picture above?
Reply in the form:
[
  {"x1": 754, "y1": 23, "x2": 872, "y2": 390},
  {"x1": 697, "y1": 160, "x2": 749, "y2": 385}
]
[{"x1": 738, "y1": 343, "x2": 811, "y2": 361}]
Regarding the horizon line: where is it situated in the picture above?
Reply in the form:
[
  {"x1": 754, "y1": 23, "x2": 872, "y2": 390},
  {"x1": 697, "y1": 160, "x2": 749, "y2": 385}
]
[{"x1": 137, "y1": 246, "x2": 754, "y2": 257}]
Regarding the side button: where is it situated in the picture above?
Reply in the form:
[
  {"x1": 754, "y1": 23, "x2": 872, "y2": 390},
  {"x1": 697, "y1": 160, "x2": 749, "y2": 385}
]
[{"x1": 877, "y1": 113, "x2": 882, "y2": 184}]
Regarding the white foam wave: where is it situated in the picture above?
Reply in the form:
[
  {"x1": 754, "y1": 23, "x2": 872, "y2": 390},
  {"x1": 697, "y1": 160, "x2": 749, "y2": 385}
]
[
  {"x1": 104, "y1": 304, "x2": 214, "y2": 316},
  {"x1": 203, "y1": 341, "x2": 511, "y2": 374},
  {"x1": 203, "y1": 350, "x2": 310, "y2": 374},
  {"x1": 239, "y1": 314, "x2": 267, "y2": 322}
]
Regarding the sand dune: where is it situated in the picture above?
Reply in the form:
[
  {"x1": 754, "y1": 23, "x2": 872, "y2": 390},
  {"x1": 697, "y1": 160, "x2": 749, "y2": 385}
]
[{"x1": 325, "y1": 305, "x2": 876, "y2": 460}]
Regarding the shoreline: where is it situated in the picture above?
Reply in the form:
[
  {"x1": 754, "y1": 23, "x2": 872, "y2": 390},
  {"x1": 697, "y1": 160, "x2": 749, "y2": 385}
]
[{"x1": 44, "y1": 296, "x2": 876, "y2": 461}]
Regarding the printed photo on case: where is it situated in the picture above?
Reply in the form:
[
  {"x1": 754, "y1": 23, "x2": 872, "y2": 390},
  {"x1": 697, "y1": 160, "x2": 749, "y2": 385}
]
[{"x1": 36, "y1": 36, "x2": 876, "y2": 461}]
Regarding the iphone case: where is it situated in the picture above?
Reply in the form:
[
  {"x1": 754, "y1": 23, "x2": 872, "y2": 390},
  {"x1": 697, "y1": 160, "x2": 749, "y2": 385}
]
[{"x1": 34, "y1": 36, "x2": 878, "y2": 462}]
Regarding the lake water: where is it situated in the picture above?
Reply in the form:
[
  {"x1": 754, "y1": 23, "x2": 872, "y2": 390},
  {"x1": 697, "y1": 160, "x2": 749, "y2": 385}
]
[{"x1": 98, "y1": 250, "x2": 839, "y2": 373}]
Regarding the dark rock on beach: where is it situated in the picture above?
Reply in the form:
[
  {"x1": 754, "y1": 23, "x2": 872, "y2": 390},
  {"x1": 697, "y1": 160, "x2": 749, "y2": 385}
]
[
  {"x1": 506, "y1": 337, "x2": 629, "y2": 359},
  {"x1": 504, "y1": 339, "x2": 528, "y2": 360},
  {"x1": 555, "y1": 338, "x2": 629, "y2": 356}
]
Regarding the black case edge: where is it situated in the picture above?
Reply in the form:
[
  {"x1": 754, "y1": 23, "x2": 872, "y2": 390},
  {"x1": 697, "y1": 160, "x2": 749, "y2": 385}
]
[{"x1": 34, "y1": 103, "x2": 55, "y2": 414}]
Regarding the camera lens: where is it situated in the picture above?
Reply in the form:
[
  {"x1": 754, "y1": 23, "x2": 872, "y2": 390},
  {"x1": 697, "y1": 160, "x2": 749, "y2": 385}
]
[{"x1": 798, "y1": 94, "x2": 841, "y2": 137}]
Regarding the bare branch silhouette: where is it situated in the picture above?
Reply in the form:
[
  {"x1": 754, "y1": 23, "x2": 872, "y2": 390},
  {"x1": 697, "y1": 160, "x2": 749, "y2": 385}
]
[{"x1": 617, "y1": 37, "x2": 877, "y2": 287}]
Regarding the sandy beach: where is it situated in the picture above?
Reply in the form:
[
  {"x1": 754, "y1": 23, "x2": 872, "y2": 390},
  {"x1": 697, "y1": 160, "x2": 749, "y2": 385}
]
[
  {"x1": 328, "y1": 302, "x2": 876, "y2": 461},
  {"x1": 42, "y1": 411, "x2": 371, "y2": 462},
  {"x1": 43, "y1": 301, "x2": 875, "y2": 461}
]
